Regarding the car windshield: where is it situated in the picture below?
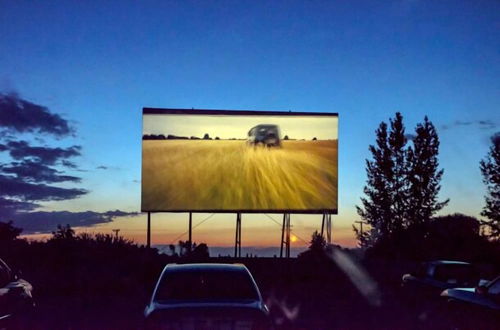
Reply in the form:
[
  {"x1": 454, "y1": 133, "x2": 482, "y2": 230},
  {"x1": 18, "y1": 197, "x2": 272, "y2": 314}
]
[
  {"x1": 434, "y1": 264, "x2": 478, "y2": 284},
  {"x1": 155, "y1": 269, "x2": 259, "y2": 302}
]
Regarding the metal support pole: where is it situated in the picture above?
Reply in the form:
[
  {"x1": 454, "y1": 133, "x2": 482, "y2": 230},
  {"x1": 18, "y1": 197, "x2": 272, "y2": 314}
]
[
  {"x1": 147, "y1": 212, "x2": 151, "y2": 248},
  {"x1": 188, "y1": 212, "x2": 192, "y2": 252},
  {"x1": 321, "y1": 212, "x2": 332, "y2": 244},
  {"x1": 326, "y1": 213, "x2": 332, "y2": 244},
  {"x1": 234, "y1": 213, "x2": 242, "y2": 258},
  {"x1": 286, "y1": 214, "x2": 290, "y2": 258},
  {"x1": 321, "y1": 214, "x2": 325, "y2": 238},
  {"x1": 280, "y1": 213, "x2": 291, "y2": 258},
  {"x1": 280, "y1": 214, "x2": 286, "y2": 257}
]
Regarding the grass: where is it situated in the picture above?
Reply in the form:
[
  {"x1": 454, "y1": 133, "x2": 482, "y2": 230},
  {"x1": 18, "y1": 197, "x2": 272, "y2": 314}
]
[{"x1": 142, "y1": 140, "x2": 337, "y2": 211}]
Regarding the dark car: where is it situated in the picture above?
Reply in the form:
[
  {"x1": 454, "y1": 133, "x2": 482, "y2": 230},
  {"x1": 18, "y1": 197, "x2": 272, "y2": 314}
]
[
  {"x1": 0, "y1": 257, "x2": 35, "y2": 327},
  {"x1": 144, "y1": 263, "x2": 273, "y2": 330},
  {"x1": 247, "y1": 124, "x2": 281, "y2": 147},
  {"x1": 440, "y1": 276, "x2": 500, "y2": 328},
  {"x1": 402, "y1": 260, "x2": 480, "y2": 298},
  {"x1": 441, "y1": 275, "x2": 500, "y2": 311}
]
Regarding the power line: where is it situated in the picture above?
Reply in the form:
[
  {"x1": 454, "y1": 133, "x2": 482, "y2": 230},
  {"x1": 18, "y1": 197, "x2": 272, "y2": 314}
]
[
  {"x1": 170, "y1": 213, "x2": 216, "y2": 244},
  {"x1": 263, "y1": 214, "x2": 309, "y2": 245}
]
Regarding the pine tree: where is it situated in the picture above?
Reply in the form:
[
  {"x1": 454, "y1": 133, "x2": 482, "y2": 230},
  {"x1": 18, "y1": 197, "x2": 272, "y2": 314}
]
[
  {"x1": 356, "y1": 113, "x2": 407, "y2": 246},
  {"x1": 356, "y1": 113, "x2": 448, "y2": 248},
  {"x1": 406, "y1": 117, "x2": 449, "y2": 227},
  {"x1": 388, "y1": 113, "x2": 408, "y2": 232},
  {"x1": 480, "y1": 133, "x2": 500, "y2": 240}
]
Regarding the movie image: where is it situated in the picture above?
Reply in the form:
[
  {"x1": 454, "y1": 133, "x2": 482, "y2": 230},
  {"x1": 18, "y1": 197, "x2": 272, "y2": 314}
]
[{"x1": 142, "y1": 110, "x2": 338, "y2": 213}]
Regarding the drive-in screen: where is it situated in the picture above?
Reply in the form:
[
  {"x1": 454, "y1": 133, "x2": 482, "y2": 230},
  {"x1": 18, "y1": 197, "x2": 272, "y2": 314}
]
[{"x1": 141, "y1": 109, "x2": 338, "y2": 213}]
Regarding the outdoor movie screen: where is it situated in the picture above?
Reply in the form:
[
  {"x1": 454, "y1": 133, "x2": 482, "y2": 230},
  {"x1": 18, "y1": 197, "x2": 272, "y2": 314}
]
[{"x1": 141, "y1": 109, "x2": 338, "y2": 213}]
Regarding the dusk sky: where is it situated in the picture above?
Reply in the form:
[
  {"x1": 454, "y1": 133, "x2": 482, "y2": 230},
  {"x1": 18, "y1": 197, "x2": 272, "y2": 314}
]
[{"x1": 0, "y1": 1, "x2": 499, "y2": 251}]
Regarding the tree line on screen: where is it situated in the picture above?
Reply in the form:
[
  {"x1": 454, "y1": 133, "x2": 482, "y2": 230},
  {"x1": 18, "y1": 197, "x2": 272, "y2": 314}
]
[
  {"x1": 142, "y1": 134, "x2": 320, "y2": 140},
  {"x1": 356, "y1": 112, "x2": 500, "y2": 259}
]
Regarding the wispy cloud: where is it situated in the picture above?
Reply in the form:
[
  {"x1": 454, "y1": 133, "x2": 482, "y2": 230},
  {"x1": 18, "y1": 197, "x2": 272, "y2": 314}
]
[
  {"x1": 0, "y1": 174, "x2": 87, "y2": 202},
  {"x1": 0, "y1": 140, "x2": 81, "y2": 165},
  {"x1": 0, "y1": 93, "x2": 87, "y2": 221},
  {"x1": 11, "y1": 210, "x2": 139, "y2": 234},
  {"x1": 0, "y1": 93, "x2": 74, "y2": 137},
  {"x1": 440, "y1": 119, "x2": 497, "y2": 131}
]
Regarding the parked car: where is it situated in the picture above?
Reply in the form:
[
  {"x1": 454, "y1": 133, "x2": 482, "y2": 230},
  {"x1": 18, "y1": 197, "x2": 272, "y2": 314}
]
[
  {"x1": 440, "y1": 276, "x2": 500, "y2": 328},
  {"x1": 0, "y1": 257, "x2": 35, "y2": 327},
  {"x1": 402, "y1": 260, "x2": 480, "y2": 298},
  {"x1": 247, "y1": 124, "x2": 281, "y2": 147},
  {"x1": 441, "y1": 275, "x2": 500, "y2": 311},
  {"x1": 144, "y1": 263, "x2": 273, "y2": 329}
]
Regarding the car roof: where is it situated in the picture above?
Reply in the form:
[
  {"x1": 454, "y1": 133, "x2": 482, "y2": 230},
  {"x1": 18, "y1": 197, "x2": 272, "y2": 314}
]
[
  {"x1": 428, "y1": 260, "x2": 471, "y2": 266},
  {"x1": 164, "y1": 263, "x2": 249, "y2": 273},
  {"x1": 252, "y1": 124, "x2": 278, "y2": 128}
]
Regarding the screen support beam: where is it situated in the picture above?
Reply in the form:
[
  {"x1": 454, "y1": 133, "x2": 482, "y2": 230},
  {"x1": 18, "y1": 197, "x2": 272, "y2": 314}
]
[
  {"x1": 321, "y1": 212, "x2": 332, "y2": 244},
  {"x1": 188, "y1": 212, "x2": 192, "y2": 252},
  {"x1": 234, "y1": 213, "x2": 242, "y2": 258},
  {"x1": 280, "y1": 213, "x2": 291, "y2": 258},
  {"x1": 147, "y1": 212, "x2": 151, "y2": 248}
]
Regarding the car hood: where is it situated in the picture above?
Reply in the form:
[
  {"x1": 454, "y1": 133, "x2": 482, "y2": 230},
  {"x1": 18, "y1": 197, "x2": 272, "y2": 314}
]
[
  {"x1": 145, "y1": 301, "x2": 271, "y2": 327},
  {"x1": 150, "y1": 301, "x2": 263, "y2": 310},
  {"x1": 442, "y1": 288, "x2": 500, "y2": 311}
]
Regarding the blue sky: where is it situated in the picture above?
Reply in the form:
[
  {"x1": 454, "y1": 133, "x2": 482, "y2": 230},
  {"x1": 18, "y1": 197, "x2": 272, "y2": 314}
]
[{"x1": 0, "y1": 0, "x2": 499, "y2": 247}]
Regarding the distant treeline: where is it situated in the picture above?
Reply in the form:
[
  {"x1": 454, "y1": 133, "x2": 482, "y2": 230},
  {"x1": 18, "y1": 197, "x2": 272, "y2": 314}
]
[
  {"x1": 143, "y1": 134, "x2": 329, "y2": 141},
  {"x1": 142, "y1": 134, "x2": 245, "y2": 140}
]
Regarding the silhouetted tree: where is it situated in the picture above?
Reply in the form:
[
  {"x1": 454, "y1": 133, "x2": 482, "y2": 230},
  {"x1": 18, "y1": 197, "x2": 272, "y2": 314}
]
[
  {"x1": 191, "y1": 243, "x2": 209, "y2": 259},
  {"x1": 284, "y1": 135, "x2": 289, "y2": 140},
  {"x1": 309, "y1": 230, "x2": 327, "y2": 252},
  {"x1": 356, "y1": 114, "x2": 405, "y2": 247},
  {"x1": 203, "y1": 133, "x2": 210, "y2": 140},
  {"x1": 356, "y1": 113, "x2": 447, "y2": 248},
  {"x1": 406, "y1": 117, "x2": 448, "y2": 227},
  {"x1": 168, "y1": 244, "x2": 177, "y2": 256},
  {"x1": 52, "y1": 224, "x2": 75, "y2": 240},
  {"x1": 480, "y1": 132, "x2": 500, "y2": 240},
  {"x1": 215, "y1": 136, "x2": 220, "y2": 140},
  {"x1": 0, "y1": 221, "x2": 22, "y2": 242},
  {"x1": 312, "y1": 137, "x2": 317, "y2": 141}
]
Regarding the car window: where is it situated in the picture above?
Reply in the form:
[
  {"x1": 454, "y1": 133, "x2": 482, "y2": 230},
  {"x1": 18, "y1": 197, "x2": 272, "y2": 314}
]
[
  {"x1": 426, "y1": 265, "x2": 434, "y2": 278},
  {"x1": 488, "y1": 279, "x2": 500, "y2": 295},
  {"x1": 155, "y1": 269, "x2": 259, "y2": 302},
  {"x1": 434, "y1": 264, "x2": 478, "y2": 285}
]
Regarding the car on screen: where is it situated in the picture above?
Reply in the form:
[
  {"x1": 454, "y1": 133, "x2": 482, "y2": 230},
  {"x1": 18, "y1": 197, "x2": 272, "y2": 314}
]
[
  {"x1": 401, "y1": 260, "x2": 480, "y2": 298},
  {"x1": 247, "y1": 124, "x2": 281, "y2": 147},
  {"x1": 0, "y1": 257, "x2": 35, "y2": 327},
  {"x1": 144, "y1": 263, "x2": 273, "y2": 330}
]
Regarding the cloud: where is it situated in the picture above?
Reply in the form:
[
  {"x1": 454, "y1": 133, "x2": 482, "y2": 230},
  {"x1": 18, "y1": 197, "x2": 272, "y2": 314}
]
[
  {"x1": 440, "y1": 119, "x2": 498, "y2": 131},
  {"x1": 0, "y1": 93, "x2": 74, "y2": 137},
  {"x1": 0, "y1": 174, "x2": 87, "y2": 202},
  {"x1": 0, "y1": 160, "x2": 81, "y2": 183},
  {"x1": 10, "y1": 210, "x2": 139, "y2": 234},
  {"x1": 61, "y1": 160, "x2": 78, "y2": 169},
  {"x1": 1, "y1": 140, "x2": 81, "y2": 165},
  {"x1": 96, "y1": 165, "x2": 120, "y2": 171},
  {"x1": 0, "y1": 198, "x2": 39, "y2": 218}
]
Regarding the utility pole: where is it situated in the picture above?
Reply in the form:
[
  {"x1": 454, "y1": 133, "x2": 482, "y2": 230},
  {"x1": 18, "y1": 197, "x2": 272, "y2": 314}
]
[
  {"x1": 112, "y1": 229, "x2": 120, "y2": 240},
  {"x1": 355, "y1": 221, "x2": 367, "y2": 236}
]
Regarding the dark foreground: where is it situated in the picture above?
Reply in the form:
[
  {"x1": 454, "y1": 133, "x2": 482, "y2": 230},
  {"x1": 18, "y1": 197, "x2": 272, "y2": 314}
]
[{"x1": 4, "y1": 245, "x2": 499, "y2": 330}]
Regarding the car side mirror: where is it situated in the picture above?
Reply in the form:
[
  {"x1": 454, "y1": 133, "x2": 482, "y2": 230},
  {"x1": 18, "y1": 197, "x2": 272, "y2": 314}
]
[{"x1": 475, "y1": 285, "x2": 487, "y2": 295}]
